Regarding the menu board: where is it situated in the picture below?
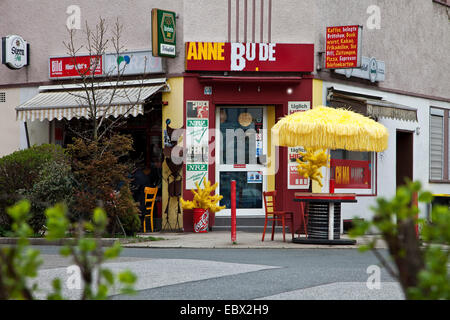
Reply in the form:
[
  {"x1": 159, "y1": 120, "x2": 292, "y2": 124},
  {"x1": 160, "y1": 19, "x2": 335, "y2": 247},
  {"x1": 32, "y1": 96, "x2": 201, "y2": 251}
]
[
  {"x1": 287, "y1": 102, "x2": 310, "y2": 190},
  {"x1": 325, "y1": 25, "x2": 362, "y2": 69}
]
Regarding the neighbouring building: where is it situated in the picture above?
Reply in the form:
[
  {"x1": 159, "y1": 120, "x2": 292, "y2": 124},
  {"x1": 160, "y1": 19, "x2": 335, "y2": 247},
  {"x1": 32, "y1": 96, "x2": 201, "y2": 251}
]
[{"x1": 0, "y1": 0, "x2": 449, "y2": 234}]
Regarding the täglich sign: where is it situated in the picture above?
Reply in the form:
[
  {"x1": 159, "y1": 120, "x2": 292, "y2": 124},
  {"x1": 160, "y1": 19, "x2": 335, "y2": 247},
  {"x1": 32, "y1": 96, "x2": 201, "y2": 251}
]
[
  {"x1": 152, "y1": 8, "x2": 176, "y2": 58},
  {"x1": 2, "y1": 35, "x2": 29, "y2": 69},
  {"x1": 185, "y1": 42, "x2": 314, "y2": 72}
]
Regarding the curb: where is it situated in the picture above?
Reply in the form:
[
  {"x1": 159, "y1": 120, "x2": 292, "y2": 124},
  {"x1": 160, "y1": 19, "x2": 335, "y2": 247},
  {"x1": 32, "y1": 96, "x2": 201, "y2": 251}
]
[{"x1": 0, "y1": 237, "x2": 130, "y2": 246}]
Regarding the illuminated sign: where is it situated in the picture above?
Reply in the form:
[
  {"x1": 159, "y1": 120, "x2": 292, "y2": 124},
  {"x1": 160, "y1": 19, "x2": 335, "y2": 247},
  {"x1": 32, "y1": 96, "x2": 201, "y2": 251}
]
[
  {"x1": 185, "y1": 42, "x2": 314, "y2": 72},
  {"x1": 152, "y1": 8, "x2": 177, "y2": 58},
  {"x1": 2, "y1": 35, "x2": 29, "y2": 69}
]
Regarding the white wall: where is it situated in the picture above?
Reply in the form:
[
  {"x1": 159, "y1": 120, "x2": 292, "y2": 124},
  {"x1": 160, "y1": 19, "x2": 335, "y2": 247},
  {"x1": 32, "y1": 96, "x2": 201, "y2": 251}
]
[{"x1": 0, "y1": 88, "x2": 22, "y2": 156}]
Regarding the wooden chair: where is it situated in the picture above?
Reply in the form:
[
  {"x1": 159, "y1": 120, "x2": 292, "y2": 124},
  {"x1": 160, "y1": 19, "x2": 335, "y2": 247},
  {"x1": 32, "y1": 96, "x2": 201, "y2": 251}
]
[
  {"x1": 262, "y1": 191, "x2": 294, "y2": 242},
  {"x1": 143, "y1": 187, "x2": 158, "y2": 233}
]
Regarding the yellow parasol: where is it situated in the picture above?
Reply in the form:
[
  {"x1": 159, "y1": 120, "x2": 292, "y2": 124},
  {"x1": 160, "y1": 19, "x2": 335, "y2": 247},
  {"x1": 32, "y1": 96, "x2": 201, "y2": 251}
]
[
  {"x1": 272, "y1": 106, "x2": 389, "y2": 187},
  {"x1": 272, "y1": 106, "x2": 389, "y2": 152}
]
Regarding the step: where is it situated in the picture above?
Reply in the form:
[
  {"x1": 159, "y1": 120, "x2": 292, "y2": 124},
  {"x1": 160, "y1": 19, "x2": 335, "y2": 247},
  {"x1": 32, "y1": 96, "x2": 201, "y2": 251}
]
[
  {"x1": 212, "y1": 225, "x2": 285, "y2": 233},
  {"x1": 212, "y1": 216, "x2": 285, "y2": 233},
  {"x1": 214, "y1": 216, "x2": 266, "y2": 226}
]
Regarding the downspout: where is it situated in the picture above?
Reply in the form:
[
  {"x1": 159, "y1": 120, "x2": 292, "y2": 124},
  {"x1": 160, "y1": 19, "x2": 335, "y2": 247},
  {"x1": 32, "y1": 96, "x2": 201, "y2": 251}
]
[{"x1": 24, "y1": 121, "x2": 30, "y2": 148}]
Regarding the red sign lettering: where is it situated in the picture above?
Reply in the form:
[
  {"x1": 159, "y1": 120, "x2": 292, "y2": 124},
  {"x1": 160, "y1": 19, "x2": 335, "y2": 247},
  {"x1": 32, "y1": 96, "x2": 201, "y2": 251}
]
[
  {"x1": 185, "y1": 42, "x2": 314, "y2": 72},
  {"x1": 49, "y1": 55, "x2": 103, "y2": 79}
]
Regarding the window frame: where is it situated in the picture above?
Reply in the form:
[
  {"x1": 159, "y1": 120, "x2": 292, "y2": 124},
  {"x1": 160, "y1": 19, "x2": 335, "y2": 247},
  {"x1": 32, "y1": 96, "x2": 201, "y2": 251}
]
[
  {"x1": 330, "y1": 151, "x2": 377, "y2": 196},
  {"x1": 429, "y1": 106, "x2": 450, "y2": 183}
]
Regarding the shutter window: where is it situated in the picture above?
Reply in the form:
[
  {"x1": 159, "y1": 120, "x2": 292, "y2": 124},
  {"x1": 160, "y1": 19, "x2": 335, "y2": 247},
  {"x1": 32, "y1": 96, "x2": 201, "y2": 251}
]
[{"x1": 430, "y1": 112, "x2": 444, "y2": 180}]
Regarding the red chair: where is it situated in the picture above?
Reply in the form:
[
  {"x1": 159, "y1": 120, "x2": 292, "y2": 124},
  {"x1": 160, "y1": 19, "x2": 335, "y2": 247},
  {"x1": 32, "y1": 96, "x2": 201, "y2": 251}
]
[{"x1": 262, "y1": 191, "x2": 294, "y2": 242}]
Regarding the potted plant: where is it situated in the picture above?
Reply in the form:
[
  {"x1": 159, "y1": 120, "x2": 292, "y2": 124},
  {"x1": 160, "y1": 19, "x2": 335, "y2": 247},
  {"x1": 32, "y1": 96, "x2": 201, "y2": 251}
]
[{"x1": 181, "y1": 180, "x2": 225, "y2": 233}]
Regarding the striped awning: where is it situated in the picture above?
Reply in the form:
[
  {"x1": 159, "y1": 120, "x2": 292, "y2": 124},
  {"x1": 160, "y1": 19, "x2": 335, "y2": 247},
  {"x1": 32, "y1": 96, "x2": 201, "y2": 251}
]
[
  {"x1": 16, "y1": 81, "x2": 167, "y2": 122},
  {"x1": 327, "y1": 89, "x2": 418, "y2": 122}
]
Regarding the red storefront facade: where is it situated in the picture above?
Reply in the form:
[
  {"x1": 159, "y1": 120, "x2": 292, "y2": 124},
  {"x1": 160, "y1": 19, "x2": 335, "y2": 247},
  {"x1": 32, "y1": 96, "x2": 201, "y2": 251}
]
[{"x1": 181, "y1": 42, "x2": 315, "y2": 232}]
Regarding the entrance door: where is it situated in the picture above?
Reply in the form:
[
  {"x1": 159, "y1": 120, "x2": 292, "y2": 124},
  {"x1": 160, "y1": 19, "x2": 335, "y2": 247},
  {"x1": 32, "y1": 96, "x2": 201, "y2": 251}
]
[
  {"x1": 216, "y1": 106, "x2": 267, "y2": 216},
  {"x1": 396, "y1": 130, "x2": 414, "y2": 188}
]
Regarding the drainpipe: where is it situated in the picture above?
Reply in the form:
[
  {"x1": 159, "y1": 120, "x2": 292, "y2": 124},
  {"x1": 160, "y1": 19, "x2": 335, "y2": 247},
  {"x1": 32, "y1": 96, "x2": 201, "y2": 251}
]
[{"x1": 24, "y1": 121, "x2": 30, "y2": 148}]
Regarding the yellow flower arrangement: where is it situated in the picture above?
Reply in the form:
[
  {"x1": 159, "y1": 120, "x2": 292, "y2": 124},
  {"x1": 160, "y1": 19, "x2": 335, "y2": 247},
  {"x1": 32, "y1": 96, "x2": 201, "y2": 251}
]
[
  {"x1": 296, "y1": 148, "x2": 330, "y2": 187},
  {"x1": 181, "y1": 180, "x2": 226, "y2": 213}
]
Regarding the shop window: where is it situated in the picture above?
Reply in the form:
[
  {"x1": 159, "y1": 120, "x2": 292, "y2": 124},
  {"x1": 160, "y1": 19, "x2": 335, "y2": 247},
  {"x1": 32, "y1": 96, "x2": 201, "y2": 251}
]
[
  {"x1": 429, "y1": 107, "x2": 449, "y2": 182},
  {"x1": 330, "y1": 150, "x2": 373, "y2": 189}
]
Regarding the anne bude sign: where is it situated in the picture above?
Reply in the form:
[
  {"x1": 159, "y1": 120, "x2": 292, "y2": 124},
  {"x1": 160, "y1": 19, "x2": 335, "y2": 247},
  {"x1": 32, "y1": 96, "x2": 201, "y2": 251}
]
[{"x1": 185, "y1": 42, "x2": 314, "y2": 72}]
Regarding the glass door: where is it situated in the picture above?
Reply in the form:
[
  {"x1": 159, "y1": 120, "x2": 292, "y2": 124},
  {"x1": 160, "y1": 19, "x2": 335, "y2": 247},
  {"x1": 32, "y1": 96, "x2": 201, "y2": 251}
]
[{"x1": 215, "y1": 106, "x2": 267, "y2": 216}]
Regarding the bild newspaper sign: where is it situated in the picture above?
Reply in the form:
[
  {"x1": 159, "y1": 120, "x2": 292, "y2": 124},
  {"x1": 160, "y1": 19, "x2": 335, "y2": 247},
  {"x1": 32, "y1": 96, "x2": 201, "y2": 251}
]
[
  {"x1": 49, "y1": 55, "x2": 103, "y2": 79},
  {"x1": 49, "y1": 50, "x2": 163, "y2": 79}
]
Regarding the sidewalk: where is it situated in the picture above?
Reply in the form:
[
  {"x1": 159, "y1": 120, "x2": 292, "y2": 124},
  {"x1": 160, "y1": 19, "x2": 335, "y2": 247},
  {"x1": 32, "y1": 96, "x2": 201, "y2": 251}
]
[{"x1": 125, "y1": 231, "x2": 387, "y2": 249}]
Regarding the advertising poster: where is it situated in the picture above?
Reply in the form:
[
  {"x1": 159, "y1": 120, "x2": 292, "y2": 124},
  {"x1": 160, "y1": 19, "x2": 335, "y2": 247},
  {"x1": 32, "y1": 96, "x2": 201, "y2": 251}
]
[
  {"x1": 104, "y1": 50, "x2": 164, "y2": 75},
  {"x1": 49, "y1": 55, "x2": 103, "y2": 79},
  {"x1": 247, "y1": 171, "x2": 263, "y2": 184},
  {"x1": 287, "y1": 102, "x2": 310, "y2": 190},
  {"x1": 186, "y1": 101, "x2": 209, "y2": 190},
  {"x1": 151, "y1": 9, "x2": 176, "y2": 58}
]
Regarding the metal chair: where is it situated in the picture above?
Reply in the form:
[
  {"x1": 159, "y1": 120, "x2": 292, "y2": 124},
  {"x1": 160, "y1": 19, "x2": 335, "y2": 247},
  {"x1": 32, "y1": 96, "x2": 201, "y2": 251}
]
[
  {"x1": 262, "y1": 191, "x2": 294, "y2": 242},
  {"x1": 143, "y1": 186, "x2": 158, "y2": 233}
]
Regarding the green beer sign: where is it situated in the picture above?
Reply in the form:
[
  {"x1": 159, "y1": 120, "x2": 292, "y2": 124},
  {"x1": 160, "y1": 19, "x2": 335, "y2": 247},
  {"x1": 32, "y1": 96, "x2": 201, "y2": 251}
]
[{"x1": 152, "y1": 8, "x2": 176, "y2": 58}]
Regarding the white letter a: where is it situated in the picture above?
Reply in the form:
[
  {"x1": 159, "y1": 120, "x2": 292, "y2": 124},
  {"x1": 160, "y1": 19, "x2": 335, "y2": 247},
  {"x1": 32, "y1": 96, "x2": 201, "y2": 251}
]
[
  {"x1": 66, "y1": 265, "x2": 82, "y2": 290},
  {"x1": 66, "y1": 5, "x2": 81, "y2": 30}
]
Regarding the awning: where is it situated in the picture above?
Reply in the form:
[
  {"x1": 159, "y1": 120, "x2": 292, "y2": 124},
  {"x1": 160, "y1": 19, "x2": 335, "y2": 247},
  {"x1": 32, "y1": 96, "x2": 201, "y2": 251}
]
[
  {"x1": 327, "y1": 88, "x2": 418, "y2": 122},
  {"x1": 16, "y1": 79, "x2": 168, "y2": 122}
]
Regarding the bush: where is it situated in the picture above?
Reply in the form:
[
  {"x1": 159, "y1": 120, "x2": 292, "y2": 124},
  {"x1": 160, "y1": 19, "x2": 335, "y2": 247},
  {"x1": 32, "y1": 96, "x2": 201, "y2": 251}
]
[
  {"x1": 350, "y1": 180, "x2": 450, "y2": 300},
  {"x1": 0, "y1": 144, "x2": 68, "y2": 231},
  {"x1": 109, "y1": 185, "x2": 142, "y2": 236},
  {"x1": 67, "y1": 135, "x2": 140, "y2": 236},
  {"x1": 21, "y1": 161, "x2": 76, "y2": 233}
]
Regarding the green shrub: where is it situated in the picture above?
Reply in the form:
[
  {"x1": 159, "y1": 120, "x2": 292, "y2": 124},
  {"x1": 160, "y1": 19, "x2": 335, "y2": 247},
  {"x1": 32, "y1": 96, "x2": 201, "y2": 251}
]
[
  {"x1": 67, "y1": 135, "x2": 140, "y2": 236},
  {"x1": 113, "y1": 185, "x2": 141, "y2": 236},
  {"x1": 21, "y1": 161, "x2": 76, "y2": 233},
  {"x1": 350, "y1": 180, "x2": 450, "y2": 300},
  {"x1": 0, "y1": 144, "x2": 68, "y2": 231},
  {"x1": 0, "y1": 199, "x2": 137, "y2": 300}
]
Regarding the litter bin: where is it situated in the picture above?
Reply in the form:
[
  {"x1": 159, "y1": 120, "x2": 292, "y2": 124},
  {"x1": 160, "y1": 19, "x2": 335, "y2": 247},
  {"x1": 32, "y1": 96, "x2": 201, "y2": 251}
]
[{"x1": 193, "y1": 208, "x2": 209, "y2": 233}]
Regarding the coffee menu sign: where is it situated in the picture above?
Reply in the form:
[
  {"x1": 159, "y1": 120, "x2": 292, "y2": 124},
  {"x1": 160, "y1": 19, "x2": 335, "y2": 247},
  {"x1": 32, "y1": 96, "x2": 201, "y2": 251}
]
[
  {"x1": 185, "y1": 42, "x2": 314, "y2": 72},
  {"x1": 325, "y1": 25, "x2": 362, "y2": 69}
]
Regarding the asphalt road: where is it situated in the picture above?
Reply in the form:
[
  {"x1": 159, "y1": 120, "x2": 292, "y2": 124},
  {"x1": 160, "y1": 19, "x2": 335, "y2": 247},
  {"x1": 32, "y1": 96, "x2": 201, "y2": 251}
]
[{"x1": 31, "y1": 246, "x2": 403, "y2": 300}]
